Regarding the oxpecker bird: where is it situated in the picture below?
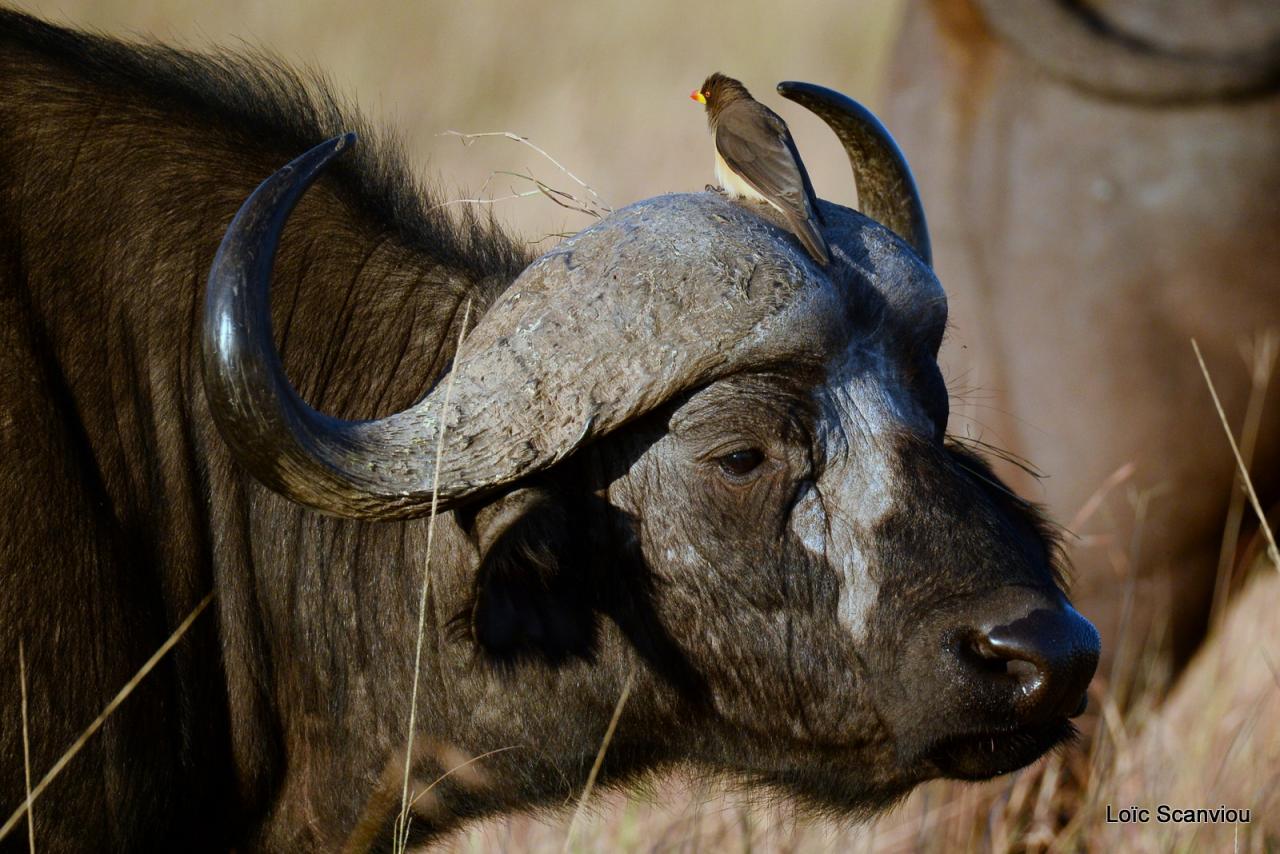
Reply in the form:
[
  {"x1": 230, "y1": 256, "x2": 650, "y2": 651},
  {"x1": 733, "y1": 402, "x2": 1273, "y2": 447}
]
[{"x1": 691, "y1": 72, "x2": 829, "y2": 265}]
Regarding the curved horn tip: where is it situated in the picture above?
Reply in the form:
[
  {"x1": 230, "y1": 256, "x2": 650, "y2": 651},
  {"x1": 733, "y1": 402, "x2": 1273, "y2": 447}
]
[
  {"x1": 775, "y1": 81, "x2": 881, "y2": 129},
  {"x1": 773, "y1": 80, "x2": 933, "y2": 268},
  {"x1": 289, "y1": 132, "x2": 358, "y2": 179},
  {"x1": 776, "y1": 80, "x2": 840, "y2": 103},
  {"x1": 203, "y1": 130, "x2": 367, "y2": 515}
]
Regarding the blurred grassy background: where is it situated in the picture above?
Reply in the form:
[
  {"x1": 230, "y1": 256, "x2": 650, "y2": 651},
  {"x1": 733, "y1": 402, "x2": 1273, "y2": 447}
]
[{"x1": 15, "y1": 0, "x2": 905, "y2": 244}]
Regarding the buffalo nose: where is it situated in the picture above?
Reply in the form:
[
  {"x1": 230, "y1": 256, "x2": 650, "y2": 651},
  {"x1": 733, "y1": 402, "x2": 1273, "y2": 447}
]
[{"x1": 970, "y1": 605, "x2": 1100, "y2": 721}]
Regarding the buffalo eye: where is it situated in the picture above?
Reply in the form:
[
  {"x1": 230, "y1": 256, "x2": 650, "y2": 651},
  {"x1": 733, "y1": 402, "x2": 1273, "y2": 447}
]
[{"x1": 716, "y1": 448, "x2": 766, "y2": 479}]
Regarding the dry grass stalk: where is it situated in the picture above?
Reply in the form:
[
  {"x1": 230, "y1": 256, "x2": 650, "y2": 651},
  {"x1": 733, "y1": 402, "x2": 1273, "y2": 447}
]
[
  {"x1": 430, "y1": 168, "x2": 609, "y2": 232},
  {"x1": 0, "y1": 592, "x2": 213, "y2": 842},
  {"x1": 18, "y1": 640, "x2": 35, "y2": 854},
  {"x1": 440, "y1": 130, "x2": 611, "y2": 212},
  {"x1": 433, "y1": 131, "x2": 613, "y2": 238},
  {"x1": 344, "y1": 738, "x2": 428, "y2": 854},
  {"x1": 408, "y1": 745, "x2": 519, "y2": 813},
  {"x1": 345, "y1": 738, "x2": 515, "y2": 853},
  {"x1": 1068, "y1": 461, "x2": 1136, "y2": 534},
  {"x1": 1211, "y1": 331, "x2": 1278, "y2": 626},
  {"x1": 393, "y1": 300, "x2": 473, "y2": 853},
  {"x1": 492, "y1": 170, "x2": 610, "y2": 219},
  {"x1": 429, "y1": 187, "x2": 545, "y2": 212},
  {"x1": 561, "y1": 666, "x2": 635, "y2": 852},
  {"x1": 1193, "y1": 338, "x2": 1280, "y2": 572}
]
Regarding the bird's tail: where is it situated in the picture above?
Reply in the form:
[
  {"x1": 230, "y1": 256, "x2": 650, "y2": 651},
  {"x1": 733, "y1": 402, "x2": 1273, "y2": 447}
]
[{"x1": 789, "y1": 213, "x2": 830, "y2": 266}]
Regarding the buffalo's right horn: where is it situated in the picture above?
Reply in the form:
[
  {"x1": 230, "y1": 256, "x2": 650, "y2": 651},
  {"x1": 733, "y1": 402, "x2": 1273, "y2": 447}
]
[{"x1": 777, "y1": 81, "x2": 932, "y2": 268}]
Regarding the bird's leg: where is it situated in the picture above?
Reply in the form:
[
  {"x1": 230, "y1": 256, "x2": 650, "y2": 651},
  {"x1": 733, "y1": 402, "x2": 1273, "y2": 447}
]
[{"x1": 705, "y1": 184, "x2": 725, "y2": 194}]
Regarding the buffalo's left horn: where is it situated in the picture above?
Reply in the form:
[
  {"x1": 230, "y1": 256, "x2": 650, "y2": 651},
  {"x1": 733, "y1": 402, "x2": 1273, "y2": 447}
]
[{"x1": 777, "y1": 81, "x2": 932, "y2": 267}]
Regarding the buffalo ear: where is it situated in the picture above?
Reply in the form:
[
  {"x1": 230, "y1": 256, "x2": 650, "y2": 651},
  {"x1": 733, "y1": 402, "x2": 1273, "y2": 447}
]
[{"x1": 456, "y1": 485, "x2": 595, "y2": 666}]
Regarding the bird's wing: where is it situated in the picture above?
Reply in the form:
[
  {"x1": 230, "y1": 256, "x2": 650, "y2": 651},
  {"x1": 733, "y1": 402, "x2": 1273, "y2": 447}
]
[
  {"x1": 781, "y1": 127, "x2": 825, "y2": 225},
  {"x1": 715, "y1": 106, "x2": 829, "y2": 263},
  {"x1": 714, "y1": 106, "x2": 816, "y2": 218}
]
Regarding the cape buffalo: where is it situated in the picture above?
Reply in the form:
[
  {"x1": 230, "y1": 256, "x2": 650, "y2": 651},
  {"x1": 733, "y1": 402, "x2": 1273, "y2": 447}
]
[
  {"x1": 1, "y1": 9, "x2": 1098, "y2": 850},
  {"x1": 884, "y1": 0, "x2": 1280, "y2": 691}
]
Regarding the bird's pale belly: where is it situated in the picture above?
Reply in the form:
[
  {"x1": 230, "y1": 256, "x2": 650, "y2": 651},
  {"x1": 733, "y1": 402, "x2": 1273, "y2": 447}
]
[{"x1": 713, "y1": 148, "x2": 783, "y2": 214}]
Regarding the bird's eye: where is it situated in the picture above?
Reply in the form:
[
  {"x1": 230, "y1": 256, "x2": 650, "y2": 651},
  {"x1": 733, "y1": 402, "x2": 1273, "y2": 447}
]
[{"x1": 717, "y1": 448, "x2": 765, "y2": 478}]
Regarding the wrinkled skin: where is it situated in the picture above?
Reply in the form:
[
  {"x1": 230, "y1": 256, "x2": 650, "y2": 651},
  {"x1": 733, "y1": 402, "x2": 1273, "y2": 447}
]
[
  {"x1": 884, "y1": 0, "x2": 1280, "y2": 688},
  {"x1": 600, "y1": 352, "x2": 1073, "y2": 796},
  {"x1": 0, "y1": 10, "x2": 1096, "y2": 851}
]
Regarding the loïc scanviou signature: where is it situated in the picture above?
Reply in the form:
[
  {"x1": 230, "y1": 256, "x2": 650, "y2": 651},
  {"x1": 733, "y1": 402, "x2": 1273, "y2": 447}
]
[{"x1": 1106, "y1": 804, "x2": 1251, "y2": 824}]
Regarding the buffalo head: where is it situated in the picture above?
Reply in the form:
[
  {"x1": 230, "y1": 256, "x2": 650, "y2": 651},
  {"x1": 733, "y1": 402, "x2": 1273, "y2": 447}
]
[{"x1": 202, "y1": 83, "x2": 1098, "y2": 815}]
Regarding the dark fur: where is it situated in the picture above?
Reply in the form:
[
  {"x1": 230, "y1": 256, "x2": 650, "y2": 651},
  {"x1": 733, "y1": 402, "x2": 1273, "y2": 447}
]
[
  {"x1": 454, "y1": 485, "x2": 597, "y2": 666},
  {"x1": 0, "y1": 8, "x2": 524, "y2": 849}
]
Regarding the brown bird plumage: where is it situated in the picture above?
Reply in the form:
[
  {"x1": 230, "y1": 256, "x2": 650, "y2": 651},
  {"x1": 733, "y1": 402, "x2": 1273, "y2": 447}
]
[{"x1": 692, "y1": 72, "x2": 829, "y2": 265}]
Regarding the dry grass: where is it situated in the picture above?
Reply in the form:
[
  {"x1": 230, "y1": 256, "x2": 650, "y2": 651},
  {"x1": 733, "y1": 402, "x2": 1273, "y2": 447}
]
[
  {"x1": 18, "y1": 641, "x2": 34, "y2": 854},
  {"x1": 1, "y1": 592, "x2": 214, "y2": 842},
  {"x1": 394, "y1": 299, "x2": 474, "y2": 853},
  {"x1": 1210, "y1": 333, "x2": 1279, "y2": 626},
  {"x1": 562, "y1": 667, "x2": 636, "y2": 852},
  {"x1": 1195, "y1": 338, "x2": 1280, "y2": 574}
]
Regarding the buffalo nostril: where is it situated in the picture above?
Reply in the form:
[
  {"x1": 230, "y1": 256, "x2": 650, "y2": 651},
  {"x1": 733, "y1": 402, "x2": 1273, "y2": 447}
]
[
  {"x1": 968, "y1": 606, "x2": 1100, "y2": 722},
  {"x1": 1004, "y1": 658, "x2": 1041, "y2": 690},
  {"x1": 968, "y1": 634, "x2": 1043, "y2": 686}
]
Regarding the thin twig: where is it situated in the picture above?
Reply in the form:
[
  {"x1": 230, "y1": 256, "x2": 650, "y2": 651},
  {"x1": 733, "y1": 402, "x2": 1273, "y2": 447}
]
[
  {"x1": 0, "y1": 593, "x2": 213, "y2": 842},
  {"x1": 1068, "y1": 461, "x2": 1137, "y2": 533},
  {"x1": 441, "y1": 130, "x2": 611, "y2": 209},
  {"x1": 520, "y1": 175, "x2": 608, "y2": 218},
  {"x1": 479, "y1": 170, "x2": 611, "y2": 219},
  {"x1": 394, "y1": 299, "x2": 473, "y2": 853},
  {"x1": 1211, "y1": 331, "x2": 1277, "y2": 625},
  {"x1": 429, "y1": 189, "x2": 542, "y2": 211},
  {"x1": 19, "y1": 640, "x2": 35, "y2": 854},
  {"x1": 436, "y1": 130, "x2": 612, "y2": 229},
  {"x1": 408, "y1": 745, "x2": 523, "y2": 810},
  {"x1": 1263, "y1": 648, "x2": 1280, "y2": 693},
  {"x1": 562, "y1": 667, "x2": 635, "y2": 852},
  {"x1": 1193, "y1": 339, "x2": 1280, "y2": 572}
]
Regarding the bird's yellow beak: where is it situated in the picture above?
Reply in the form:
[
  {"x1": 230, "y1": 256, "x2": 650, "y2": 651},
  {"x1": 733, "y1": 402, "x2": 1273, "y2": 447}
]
[{"x1": 690, "y1": 90, "x2": 706, "y2": 105}]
